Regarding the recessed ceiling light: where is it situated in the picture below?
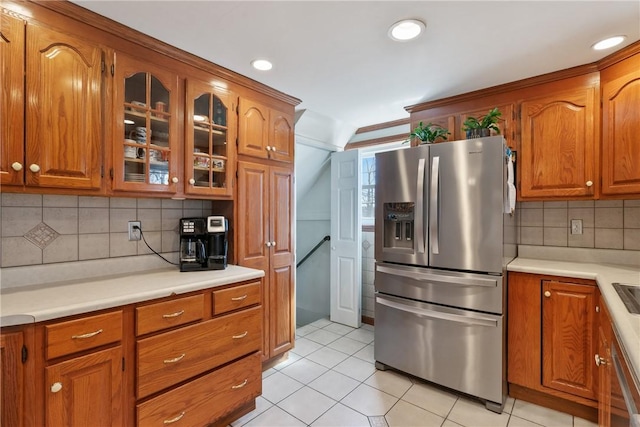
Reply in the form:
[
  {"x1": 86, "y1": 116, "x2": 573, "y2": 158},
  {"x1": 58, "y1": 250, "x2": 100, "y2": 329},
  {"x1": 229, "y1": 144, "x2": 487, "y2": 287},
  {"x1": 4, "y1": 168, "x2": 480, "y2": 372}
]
[
  {"x1": 592, "y1": 36, "x2": 626, "y2": 51},
  {"x1": 251, "y1": 59, "x2": 273, "y2": 71},
  {"x1": 388, "y1": 19, "x2": 426, "y2": 42}
]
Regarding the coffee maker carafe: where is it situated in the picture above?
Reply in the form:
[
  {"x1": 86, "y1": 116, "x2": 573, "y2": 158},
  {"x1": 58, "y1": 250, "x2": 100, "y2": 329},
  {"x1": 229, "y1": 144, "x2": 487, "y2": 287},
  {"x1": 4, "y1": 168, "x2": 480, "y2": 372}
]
[{"x1": 179, "y1": 216, "x2": 228, "y2": 272}]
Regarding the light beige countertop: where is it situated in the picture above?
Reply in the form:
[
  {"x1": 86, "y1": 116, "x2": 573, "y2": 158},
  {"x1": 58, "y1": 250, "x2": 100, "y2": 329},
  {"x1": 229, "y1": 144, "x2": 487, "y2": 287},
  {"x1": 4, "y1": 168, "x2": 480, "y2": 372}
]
[
  {"x1": 0, "y1": 258, "x2": 264, "y2": 327},
  {"x1": 508, "y1": 245, "x2": 640, "y2": 390}
]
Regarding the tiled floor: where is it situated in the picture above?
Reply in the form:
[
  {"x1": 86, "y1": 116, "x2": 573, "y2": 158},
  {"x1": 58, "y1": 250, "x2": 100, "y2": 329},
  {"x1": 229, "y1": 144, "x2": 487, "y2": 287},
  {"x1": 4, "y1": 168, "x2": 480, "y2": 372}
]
[{"x1": 232, "y1": 318, "x2": 597, "y2": 427}]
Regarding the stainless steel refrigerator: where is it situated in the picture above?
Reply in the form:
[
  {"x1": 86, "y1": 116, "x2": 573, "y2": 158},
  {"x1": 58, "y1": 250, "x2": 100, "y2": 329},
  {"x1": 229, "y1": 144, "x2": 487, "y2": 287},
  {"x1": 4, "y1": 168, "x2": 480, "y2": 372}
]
[{"x1": 373, "y1": 136, "x2": 516, "y2": 413}]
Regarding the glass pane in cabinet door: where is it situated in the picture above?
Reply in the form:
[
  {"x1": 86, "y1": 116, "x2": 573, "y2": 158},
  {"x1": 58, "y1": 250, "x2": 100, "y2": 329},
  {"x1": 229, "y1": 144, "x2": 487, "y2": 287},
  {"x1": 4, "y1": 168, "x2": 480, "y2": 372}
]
[
  {"x1": 124, "y1": 154, "x2": 147, "y2": 184},
  {"x1": 212, "y1": 128, "x2": 227, "y2": 157},
  {"x1": 125, "y1": 72, "x2": 146, "y2": 107},
  {"x1": 150, "y1": 75, "x2": 170, "y2": 117},
  {"x1": 212, "y1": 95, "x2": 227, "y2": 126}
]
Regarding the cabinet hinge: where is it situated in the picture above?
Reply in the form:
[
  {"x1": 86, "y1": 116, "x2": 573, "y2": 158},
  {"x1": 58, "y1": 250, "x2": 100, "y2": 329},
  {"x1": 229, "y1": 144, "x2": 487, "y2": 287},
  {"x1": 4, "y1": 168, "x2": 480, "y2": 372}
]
[
  {"x1": 111, "y1": 64, "x2": 115, "y2": 77},
  {"x1": 596, "y1": 305, "x2": 600, "y2": 313},
  {"x1": 101, "y1": 60, "x2": 105, "y2": 73},
  {"x1": 109, "y1": 168, "x2": 114, "y2": 180},
  {"x1": 101, "y1": 165, "x2": 104, "y2": 178},
  {"x1": 122, "y1": 357, "x2": 125, "y2": 372},
  {"x1": 21, "y1": 344, "x2": 27, "y2": 363},
  {"x1": 236, "y1": 170, "x2": 239, "y2": 179},
  {"x1": 236, "y1": 137, "x2": 238, "y2": 147},
  {"x1": 512, "y1": 109, "x2": 516, "y2": 120}
]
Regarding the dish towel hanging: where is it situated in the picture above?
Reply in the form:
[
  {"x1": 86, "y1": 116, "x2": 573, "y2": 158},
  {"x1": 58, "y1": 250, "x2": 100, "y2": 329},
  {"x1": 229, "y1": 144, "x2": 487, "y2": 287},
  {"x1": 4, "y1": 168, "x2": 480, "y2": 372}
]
[{"x1": 505, "y1": 152, "x2": 516, "y2": 215}]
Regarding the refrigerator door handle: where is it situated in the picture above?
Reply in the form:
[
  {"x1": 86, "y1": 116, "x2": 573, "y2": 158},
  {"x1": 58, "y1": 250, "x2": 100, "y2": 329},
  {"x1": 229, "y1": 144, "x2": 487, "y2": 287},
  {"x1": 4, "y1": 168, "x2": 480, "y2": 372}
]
[
  {"x1": 376, "y1": 296, "x2": 498, "y2": 327},
  {"x1": 376, "y1": 264, "x2": 498, "y2": 288},
  {"x1": 416, "y1": 158, "x2": 426, "y2": 254},
  {"x1": 430, "y1": 156, "x2": 440, "y2": 254}
]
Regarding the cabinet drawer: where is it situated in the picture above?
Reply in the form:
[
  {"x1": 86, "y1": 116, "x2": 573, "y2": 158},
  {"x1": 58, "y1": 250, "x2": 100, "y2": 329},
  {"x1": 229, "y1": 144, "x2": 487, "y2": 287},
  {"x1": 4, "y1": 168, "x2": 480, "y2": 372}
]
[
  {"x1": 45, "y1": 311, "x2": 122, "y2": 360},
  {"x1": 136, "y1": 294, "x2": 204, "y2": 336},
  {"x1": 137, "y1": 351, "x2": 261, "y2": 427},
  {"x1": 137, "y1": 305, "x2": 262, "y2": 398},
  {"x1": 212, "y1": 281, "x2": 261, "y2": 315}
]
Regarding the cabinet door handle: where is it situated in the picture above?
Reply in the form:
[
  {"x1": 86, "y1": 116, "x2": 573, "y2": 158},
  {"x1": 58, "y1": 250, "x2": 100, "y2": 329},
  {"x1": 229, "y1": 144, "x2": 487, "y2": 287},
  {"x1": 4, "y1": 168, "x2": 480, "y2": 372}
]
[
  {"x1": 544, "y1": 291, "x2": 551, "y2": 298},
  {"x1": 51, "y1": 382, "x2": 63, "y2": 393},
  {"x1": 232, "y1": 331, "x2": 248, "y2": 339},
  {"x1": 586, "y1": 180, "x2": 593, "y2": 187},
  {"x1": 11, "y1": 162, "x2": 23, "y2": 171},
  {"x1": 188, "y1": 178, "x2": 195, "y2": 185},
  {"x1": 231, "y1": 295, "x2": 248, "y2": 301},
  {"x1": 266, "y1": 145, "x2": 272, "y2": 152},
  {"x1": 162, "y1": 310, "x2": 185, "y2": 319},
  {"x1": 595, "y1": 354, "x2": 607, "y2": 366},
  {"x1": 163, "y1": 354, "x2": 186, "y2": 364},
  {"x1": 72, "y1": 329, "x2": 103, "y2": 339},
  {"x1": 163, "y1": 411, "x2": 185, "y2": 424},
  {"x1": 271, "y1": 241, "x2": 276, "y2": 247},
  {"x1": 265, "y1": 241, "x2": 272, "y2": 247},
  {"x1": 171, "y1": 177, "x2": 179, "y2": 183},
  {"x1": 231, "y1": 379, "x2": 248, "y2": 389},
  {"x1": 29, "y1": 164, "x2": 41, "y2": 173}
]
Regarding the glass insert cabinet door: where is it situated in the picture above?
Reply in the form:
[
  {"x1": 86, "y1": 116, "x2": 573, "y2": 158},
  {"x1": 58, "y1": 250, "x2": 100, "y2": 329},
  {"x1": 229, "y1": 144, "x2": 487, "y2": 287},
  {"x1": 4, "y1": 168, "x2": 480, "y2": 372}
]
[
  {"x1": 185, "y1": 79, "x2": 235, "y2": 197},
  {"x1": 113, "y1": 54, "x2": 178, "y2": 193}
]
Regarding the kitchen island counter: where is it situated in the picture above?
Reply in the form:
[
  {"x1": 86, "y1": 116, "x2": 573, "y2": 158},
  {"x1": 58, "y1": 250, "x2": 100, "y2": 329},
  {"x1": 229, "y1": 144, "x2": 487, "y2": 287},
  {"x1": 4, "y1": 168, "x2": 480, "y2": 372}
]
[
  {"x1": 0, "y1": 264, "x2": 264, "y2": 327},
  {"x1": 508, "y1": 246, "x2": 640, "y2": 391}
]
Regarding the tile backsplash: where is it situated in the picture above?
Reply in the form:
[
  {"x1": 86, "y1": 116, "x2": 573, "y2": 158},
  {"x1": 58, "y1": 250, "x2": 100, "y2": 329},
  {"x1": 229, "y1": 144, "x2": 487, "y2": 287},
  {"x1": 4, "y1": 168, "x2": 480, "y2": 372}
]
[
  {"x1": 0, "y1": 193, "x2": 214, "y2": 268},
  {"x1": 518, "y1": 200, "x2": 640, "y2": 250}
]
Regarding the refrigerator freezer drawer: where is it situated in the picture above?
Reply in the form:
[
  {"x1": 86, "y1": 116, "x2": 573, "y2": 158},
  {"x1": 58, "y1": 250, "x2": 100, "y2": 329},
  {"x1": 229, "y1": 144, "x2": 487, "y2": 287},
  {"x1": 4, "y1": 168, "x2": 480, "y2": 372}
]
[
  {"x1": 375, "y1": 262, "x2": 503, "y2": 314},
  {"x1": 374, "y1": 294, "x2": 505, "y2": 406}
]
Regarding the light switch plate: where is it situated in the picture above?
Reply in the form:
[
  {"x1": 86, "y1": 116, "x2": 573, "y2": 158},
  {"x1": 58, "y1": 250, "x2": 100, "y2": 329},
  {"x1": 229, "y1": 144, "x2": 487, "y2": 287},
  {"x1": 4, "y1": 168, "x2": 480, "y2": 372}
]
[{"x1": 571, "y1": 219, "x2": 583, "y2": 235}]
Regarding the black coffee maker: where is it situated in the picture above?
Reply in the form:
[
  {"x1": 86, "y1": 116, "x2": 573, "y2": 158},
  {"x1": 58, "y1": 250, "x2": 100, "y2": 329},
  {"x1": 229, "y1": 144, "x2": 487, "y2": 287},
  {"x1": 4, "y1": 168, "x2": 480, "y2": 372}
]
[{"x1": 179, "y1": 216, "x2": 228, "y2": 272}]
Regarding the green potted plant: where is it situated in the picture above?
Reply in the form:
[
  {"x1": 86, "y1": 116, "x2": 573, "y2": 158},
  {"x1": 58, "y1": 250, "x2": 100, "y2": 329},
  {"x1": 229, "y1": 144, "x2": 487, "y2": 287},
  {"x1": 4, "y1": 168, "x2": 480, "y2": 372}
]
[
  {"x1": 407, "y1": 121, "x2": 450, "y2": 144},
  {"x1": 462, "y1": 107, "x2": 502, "y2": 139}
]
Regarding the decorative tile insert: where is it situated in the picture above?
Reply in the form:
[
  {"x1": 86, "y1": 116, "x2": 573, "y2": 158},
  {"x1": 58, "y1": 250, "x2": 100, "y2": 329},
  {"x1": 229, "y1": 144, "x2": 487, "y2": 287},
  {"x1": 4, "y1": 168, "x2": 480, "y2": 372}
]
[
  {"x1": 24, "y1": 222, "x2": 59, "y2": 249},
  {"x1": 362, "y1": 239, "x2": 371, "y2": 251}
]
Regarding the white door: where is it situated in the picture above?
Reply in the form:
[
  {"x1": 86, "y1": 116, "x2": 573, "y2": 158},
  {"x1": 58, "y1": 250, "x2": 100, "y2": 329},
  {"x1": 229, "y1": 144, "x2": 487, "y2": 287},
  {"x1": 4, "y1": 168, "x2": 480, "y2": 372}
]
[{"x1": 330, "y1": 150, "x2": 362, "y2": 327}]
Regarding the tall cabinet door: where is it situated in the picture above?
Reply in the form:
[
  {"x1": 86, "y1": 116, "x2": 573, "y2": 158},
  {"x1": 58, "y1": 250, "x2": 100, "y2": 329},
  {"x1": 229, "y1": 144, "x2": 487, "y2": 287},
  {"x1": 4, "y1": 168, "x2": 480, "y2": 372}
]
[
  {"x1": 237, "y1": 161, "x2": 270, "y2": 358},
  {"x1": 601, "y1": 53, "x2": 640, "y2": 196},
  {"x1": 520, "y1": 84, "x2": 597, "y2": 199},
  {"x1": 26, "y1": 22, "x2": 104, "y2": 189},
  {"x1": 1, "y1": 12, "x2": 25, "y2": 186},
  {"x1": 269, "y1": 166, "x2": 295, "y2": 356},
  {"x1": 541, "y1": 280, "x2": 597, "y2": 400}
]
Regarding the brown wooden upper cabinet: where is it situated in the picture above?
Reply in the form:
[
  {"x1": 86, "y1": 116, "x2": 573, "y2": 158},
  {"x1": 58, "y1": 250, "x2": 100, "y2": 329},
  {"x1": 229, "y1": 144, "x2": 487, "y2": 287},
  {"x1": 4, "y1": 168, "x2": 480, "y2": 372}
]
[
  {"x1": 519, "y1": 77, "x2": 598, "y2": 199},
  {"x1": 184, "y1": 79, "x2": 236, "y2": 198},
  {"x1": 112, "y1": 52, "x2": 179, "y2": 194},
  {"x1": 238, "y1": 98, "x2": 294, "y2": 163},
  {"x1": 6, "y1": 19, "x2": 104, "y2": 190},
  {"x1": 601, "y1": 52, "x2": 640, "y2": 196},
  {"x1": 1, "y1": 12, "x2": 25, "y2": 186}
]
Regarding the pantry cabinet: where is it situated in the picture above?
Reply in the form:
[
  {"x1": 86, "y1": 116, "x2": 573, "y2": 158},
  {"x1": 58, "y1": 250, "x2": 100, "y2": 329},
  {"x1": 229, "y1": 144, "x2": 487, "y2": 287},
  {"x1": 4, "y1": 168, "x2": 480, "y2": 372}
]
[
  {"x1": 237, "y1": 161, "x2": 295, "y2": 360},
  {"x1": 112, "y1": 52, "x2": 179, "y2": 194},
  {"x1": 184, "y1": 79, "x2": 236, "y2": 197},
  {"x1": 508, "y1": 272, "x2": 599, "y2": 419},
  {"x1": 238, "y1": 97, "x2": 294, "y2": 163},
  {"x1": 1, "y1": 329, "x2": 26, "y2": 427},
  {"x1": 601, "y1": 52, "x2": 640, "y2": 196},
  {"x1": 519, "y1": 80, "x2": 598, "y2": 199},
  {"x1": 0, "y1": 11, "x2": 25, "y2": 186}
]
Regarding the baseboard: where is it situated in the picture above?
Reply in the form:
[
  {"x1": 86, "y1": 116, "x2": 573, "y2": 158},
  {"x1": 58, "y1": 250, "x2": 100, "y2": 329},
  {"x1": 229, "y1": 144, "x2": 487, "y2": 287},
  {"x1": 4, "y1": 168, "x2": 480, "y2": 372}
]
[{"x1": 362, "y1": 315, "x2": 374, "y2": 326}]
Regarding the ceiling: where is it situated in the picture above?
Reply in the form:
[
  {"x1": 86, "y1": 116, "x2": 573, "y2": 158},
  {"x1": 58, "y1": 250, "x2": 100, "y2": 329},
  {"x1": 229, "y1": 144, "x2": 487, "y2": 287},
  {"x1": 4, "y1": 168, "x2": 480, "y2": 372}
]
[{"x1": 73, "y1": 1, "x2": 639, "y2": 139}]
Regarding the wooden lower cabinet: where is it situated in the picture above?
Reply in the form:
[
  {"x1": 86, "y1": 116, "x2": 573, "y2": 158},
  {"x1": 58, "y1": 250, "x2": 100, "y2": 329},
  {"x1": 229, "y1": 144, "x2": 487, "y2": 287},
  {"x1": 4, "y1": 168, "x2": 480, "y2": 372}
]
[
  {"x1": 1, "y1": 329, "x2": 26, "y2": 427},
  {"x1": 507, "y1": 272, "x2": 599, "y2": 420},
  {"x1": 137, "y1": 351, "x2": 261, "y2": 426},
  {"x1": 45, "y1": 346, "x2": 124, "y2": 427}
]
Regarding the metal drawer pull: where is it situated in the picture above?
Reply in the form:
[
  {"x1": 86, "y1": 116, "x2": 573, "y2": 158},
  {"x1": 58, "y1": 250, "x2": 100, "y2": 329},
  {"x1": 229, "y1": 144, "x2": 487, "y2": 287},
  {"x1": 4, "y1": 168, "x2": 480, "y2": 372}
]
[
  {"x1": 231, "y1": 295, "x2": 248, "y2": 301},
  {"x1": 163, "y1": 412, "x2": 185, "y2": 424},
  {"x1": 163, "y1": 354, "x2": 186, "y2": 364},
  {"x1": 232, "y1": 331, "x2": 248, "y2": 339},
  {"x1": 71, "y1": 329, "x2": 103, "y2": 339},
  {"x1": 232, "y1": 379, "x2": 248, "y2": 389},
  {"x1": 162, "y1": 310, "x2": 185, "y2": 319}
]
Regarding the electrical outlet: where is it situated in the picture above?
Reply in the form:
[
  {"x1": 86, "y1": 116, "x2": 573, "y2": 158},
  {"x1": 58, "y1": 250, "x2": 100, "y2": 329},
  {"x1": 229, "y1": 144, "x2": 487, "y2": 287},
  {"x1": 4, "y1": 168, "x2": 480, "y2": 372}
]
[
  {"x1": 128, "y1": 221, "x2": 141, "y2": 241},
  {"x1": 570, "y1": 219, "x2": 583, "y2": 235}
]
